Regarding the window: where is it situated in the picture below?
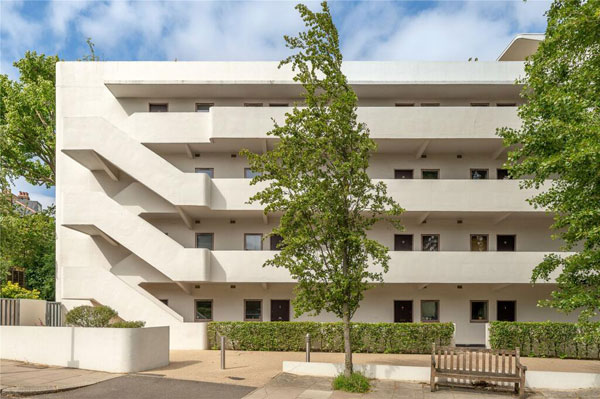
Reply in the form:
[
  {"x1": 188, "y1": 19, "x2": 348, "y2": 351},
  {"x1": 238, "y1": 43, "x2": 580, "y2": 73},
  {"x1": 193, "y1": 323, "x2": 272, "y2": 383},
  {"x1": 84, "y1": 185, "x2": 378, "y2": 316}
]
[
  {"x1": 421, "y1": 300, "x2": 439, "y2": 322},
  {"x1": 497, "y1": 300, "x2": 516, "y2": 321},
  {"x1": 149, "y1": 103, "x2": 168, "y2": 112},
  {"x1": 497, "y1": 169, "x2": 510, "y2": 180},
  {"x1": 394, "y1": 169, "x2": 413, "y2": 179},
  {"x1": 8, "y1": 268, "x2": 25, "y2": 287},
  {"x1": 244, "y1": 103, "x2": 263, "y2": 107},
  {"x1": 470, "y1": 234, "x2": 488, "y2": 252},
  {"x1": 195, "y1": 300, "x2": 213, "y2": 321},
  {"x1": 496, "y1": 103, "x2": 517, "y2": 107},
  {"x1": 245, "y1": 233, "x2": 263, "y2": 250},
  {"x1": 470, "y1": 301, "x2": 489, "y2": 322},
  {"x1": 270, "y1": 234, "x2": 284, "y2": 250},
  {"x1": 420, "y1": 103, "x2": 440, "y2": 107},
  {"x1": 394, "y1": 234, "x2": 413, "y2": 251},
  {"x1": 497, "y1": 235, "x2": 516, "y2": 252},
  {"x1": 269, "y1": 103, "x2": 288, "y2": 107},
  {"x1": 470, "y1": 169, "x2": 488, "y2": 180},
  {"x1": 244, "y1": 168, "x2": 262, "y2": 179},
  {"x1": 196, "y1": 233, "x2": 214, "y2": 250},
  {"x1": 195, "y1": 168, "x2": 214, "y2": 178},
  {"x1": 195, "y1": 103, "x2": 213, "y2": 112},
  {"x1": 470, "y1": 102, "x2": 490, "y2": 107},
  {"x1": 421, "y1": 170, "x2": 439, "y2": 179},
  {"x1": 159, "y1": 299, "x2": 169, "y2": 306},
  {"x1": 244, "y1": 300, "x2": 262, "y2": 321},
  {"x1": 422, "y1": 234, "x2": 440, "y2": 251},
  {"x1": 395, "y1": 103, "x2": 415, "y2": 107}
]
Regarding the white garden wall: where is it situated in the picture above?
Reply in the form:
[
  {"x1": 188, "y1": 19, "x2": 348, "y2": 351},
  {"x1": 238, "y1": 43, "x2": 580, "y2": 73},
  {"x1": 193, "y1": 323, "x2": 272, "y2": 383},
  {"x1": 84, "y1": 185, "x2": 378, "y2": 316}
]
[{"x1": 0, "y1": 326, "x2": 169, "y2": 373}]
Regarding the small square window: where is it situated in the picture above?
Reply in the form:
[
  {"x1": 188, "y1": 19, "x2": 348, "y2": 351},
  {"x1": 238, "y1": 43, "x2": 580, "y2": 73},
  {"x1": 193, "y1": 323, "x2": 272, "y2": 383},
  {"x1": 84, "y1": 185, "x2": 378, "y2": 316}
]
[
  {"x1": 394, "y1": 234, "x2": 413, "y2": 251},
  {"x1": 394, "y1": 169, "x2": 413, "y2": 179},
  {"x1": 422, "y1": 234, "x2": 440, "y2": 251},
  {"x1": 421, "y1": 170, "x2": 439, "y2": 179},
  {"x1": 196, "y1": 233, "x2": 214, "y2": 250},
  {"x1": 470, "y1": 169, "x2": 488, "y2": 180},
  {"x1": 470, "y1": 234, "x2": 488, "y2": 252},
  {"x1": 149, "y1": 103, "x2": 168, "y2": 112},
  {"x1": 245, "y1": 234, "x2": 262, "y2": 251},
  {"x1": 270, "y1": 234, "x2": 284, "y2": 250},
  {"x1": 195, "y1": 300, "x2": 213, "y2": 321},
  {"x1": 471, "y1": 301, "x2": 489, "y2": 322},
  {"x1": 497, "y1": 235, "x2": 516, "y2": 252},
  {"x1": 497, "y1": 169, "x2": 510, "y2": 180},
  {"x1": 196, "y1": 103, "x2": 213, "y2": 112},
  {"x1": 421, "y1": 300, "x2": 439, "y2": 322},
  {"x1": 244, "y1": 300, "x2": 262, "y2": 321},
  {"x1": 244, "y1": 168, "x2": 262, "y2": 179},
  {"x1": 195, "y1": 168, "x2": 214, "y2": 178}
]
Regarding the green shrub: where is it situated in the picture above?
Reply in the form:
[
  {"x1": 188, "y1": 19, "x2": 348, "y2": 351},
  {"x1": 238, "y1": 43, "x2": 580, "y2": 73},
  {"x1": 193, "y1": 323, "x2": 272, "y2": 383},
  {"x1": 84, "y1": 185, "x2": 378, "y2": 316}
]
[
  {"x1": 489, "y1": 321, "x2": 600, "y2": 359},
  {"x1": 208, "y1": 321, "x2": 454, "y2": 353},
  {"x1": 0, "y1": 281, "x2": 40, "y2": 299},
  {"x1": 332, "y1": 372, "x2": 370, "y2": 393},
  {"x1": 65, "y1": 305, "x2": 117, "y2": 327},
  {"x1": 109, "y1": 321, "x2": 146, "y2": 328}
]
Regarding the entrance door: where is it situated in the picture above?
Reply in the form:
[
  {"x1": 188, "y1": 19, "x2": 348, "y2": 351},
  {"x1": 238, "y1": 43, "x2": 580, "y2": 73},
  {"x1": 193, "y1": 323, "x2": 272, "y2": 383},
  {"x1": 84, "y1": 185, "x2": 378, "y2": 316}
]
[
  {"x1": 394, "y1": 300, "x2": 413, "y2": 323},
  {"x1": 497, "y1": 301, "x2": 516, "y2": 321},
  {"x1": 270, "y1": 300, "x2": 290, "y2": 321}
]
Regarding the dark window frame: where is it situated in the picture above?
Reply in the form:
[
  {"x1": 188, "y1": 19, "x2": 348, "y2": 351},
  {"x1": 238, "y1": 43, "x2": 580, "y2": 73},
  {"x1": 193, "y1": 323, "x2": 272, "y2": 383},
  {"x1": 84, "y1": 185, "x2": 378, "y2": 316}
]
[
  {"x1": 394, "y1": 234, "x2": 414, "y2": 251},
  {"x1": 394, "y1": 169, "x2": 414, "y2": 179},
  {"x1": 421, "y1": 234, "x2": 440, "y2": 251},
  {"x1": 244, "y1": 233, "x2": 263, "y2": 251},
  {"x1": 244, "y1": 103, "x2": 264, "y2": 107},
  {"x1": 470, "y1": 234, "x2": 489, "y2": 252},
  {"x1": 497, "y1": 300, "x2": 517, "y2": 322},
  {"x1": 421, "y1": 169, "x2": 440, "y2": 179},
  {"x1": 470, "y1": 300, "x2": 489, "y2": 323},
  {"x1": 497, "y1": 169, "x2": 511, "y2": 180},
  {"x1": 195, "y1": 168, "x2": 214, "y2": 178},
  {"x1": 420, "y1": 300, "x2": 440, "y2": 322},
  {"x1": 244, "y1": 299, "x2": 263, "y2": 321},
  {"x1": 195, "y1": 103, "x2": 214, "y2": 112},
  {"x1": 195, "y1": 233, "x2": 214, "y2": 250},
  {"x1": 148, "y1": 103, "x2": 169, "y2": 112},
  {"x1": 470, "y1": 102, "x2": 490, "y2": 107},
  {"x1": 470, "y1": 168, "x2": 489, "y2": 180},
  {"x1": 244, "y1": 168, "x2": 263, "y2": 179},
  {"x1": 395, "y1": 103, "x2": 415, "y2": 107},
  {"x1": 497, "y1": 234, "x2": 517, "y2": 252},
  {"x1": 194, "y1": 299, "x2": 213, "y2": 322}
]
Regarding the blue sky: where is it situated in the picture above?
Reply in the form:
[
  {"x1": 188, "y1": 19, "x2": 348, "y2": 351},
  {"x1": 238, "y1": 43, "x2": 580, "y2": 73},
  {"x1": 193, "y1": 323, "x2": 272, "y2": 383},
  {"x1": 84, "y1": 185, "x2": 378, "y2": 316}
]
[{"x1": 1, "y1": 0, "x2": 550, "y2": 208}]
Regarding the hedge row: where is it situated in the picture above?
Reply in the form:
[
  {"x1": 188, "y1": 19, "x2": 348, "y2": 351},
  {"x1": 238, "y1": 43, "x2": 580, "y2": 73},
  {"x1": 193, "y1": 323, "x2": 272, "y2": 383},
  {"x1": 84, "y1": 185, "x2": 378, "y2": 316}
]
[
  {"x1": 208, "y1": 321, "x2": 454, "y2": 353},
  {"x1": 489, "y1": 321, "x2": 600, "y2": 359}
]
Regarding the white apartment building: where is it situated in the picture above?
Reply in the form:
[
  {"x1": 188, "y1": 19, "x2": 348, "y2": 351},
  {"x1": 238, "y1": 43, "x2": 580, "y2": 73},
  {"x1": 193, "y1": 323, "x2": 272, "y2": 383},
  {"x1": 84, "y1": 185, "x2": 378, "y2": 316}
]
[{"x1": 56, "y1": 35, "x2": 576, "y2": 349}]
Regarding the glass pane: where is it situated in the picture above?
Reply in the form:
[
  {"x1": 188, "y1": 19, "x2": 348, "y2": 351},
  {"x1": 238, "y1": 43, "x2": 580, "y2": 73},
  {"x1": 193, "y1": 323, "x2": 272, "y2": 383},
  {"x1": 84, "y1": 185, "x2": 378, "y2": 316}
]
[
  {"x1": 196, "y1": 234, "x2": 213, "y2": 250},
  {"x1": 422, "y1": 235, "x2": 439, "y2": 251},
  {"x1": 422, "y1": 170, "x2": 439, "y2": 179},
  {"x1": 497, "y1": 169, "x2": 510, "y2": 180},
  {"x1": 244, "y1": 169, "x2": 262, "y2": 179},
  {"x1": 196, "y1": 103, "x2": 212, "y2": 112},
  {"x1": 394, "y1": 235, "x2": 413, "y2": 251},
  {"x1": 245, "y1": 301, "x2": 261, "y2": 320},
  {"x1": 394, "y1": 170, "x2": 413, "y2": 179},
  {"x1": 471, "y1": 302, "x2": 488, "y2": 321},
  {"x1": 195, "y1": 301, "x2": 212, "y2": 320},
  {"x1": 245, "y1": 234, "x2": 262, "y2": 250},
  {"x1": 270, "y1": 234, "x2": 284, "y2": 250},
  {"x1": 195, "y1": 168, "x2": 214, "y2": 178},
  {"x1": 470, "y1": 235, "x2": 488, "y2": 251},
  {"x1": 421, "y1": 301, "x2": 439, "y2": 321},
  {"x1": 149, "y1": 104, "x2": 168, "y2": 112},
  {"x1": 471, "y1": 169, "x2": 488, "y2": 179}
]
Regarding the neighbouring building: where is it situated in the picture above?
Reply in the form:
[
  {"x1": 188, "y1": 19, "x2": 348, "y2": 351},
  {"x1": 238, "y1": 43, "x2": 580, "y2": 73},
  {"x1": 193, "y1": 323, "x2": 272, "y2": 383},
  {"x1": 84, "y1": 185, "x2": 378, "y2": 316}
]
[
  {"x1": 56, "y1": 34, "x2": 575, "y2": 349},
  {"x1": 11, "y1": 191, "x2": 43, "y2": 215}
]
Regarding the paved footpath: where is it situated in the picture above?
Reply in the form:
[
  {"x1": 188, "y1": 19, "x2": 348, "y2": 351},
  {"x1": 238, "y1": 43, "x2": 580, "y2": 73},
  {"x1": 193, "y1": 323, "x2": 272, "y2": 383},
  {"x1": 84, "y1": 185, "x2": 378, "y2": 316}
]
[{"x1": 244, "y1": 373, "x2": 600, "y2": 399}]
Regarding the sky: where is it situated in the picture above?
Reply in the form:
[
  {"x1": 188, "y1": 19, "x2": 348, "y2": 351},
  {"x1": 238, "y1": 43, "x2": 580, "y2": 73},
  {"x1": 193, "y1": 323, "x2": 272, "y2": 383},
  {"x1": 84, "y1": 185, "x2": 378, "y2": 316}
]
[{"x1": 1, "y1": 0, "x2": 551, "y2": 208}]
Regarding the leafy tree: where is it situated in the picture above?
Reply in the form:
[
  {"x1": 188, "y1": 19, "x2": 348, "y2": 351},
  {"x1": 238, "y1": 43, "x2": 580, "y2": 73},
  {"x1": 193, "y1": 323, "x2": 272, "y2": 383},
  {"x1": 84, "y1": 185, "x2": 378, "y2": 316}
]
[
  {"x1": 0, "y1": 52, "x2": 59, "y2": 188},
  {"x1": 0, "y1": 206, "x2": 56, "y2": 300},
  {"x1": 243, "y1": 1, "x2": 403, "y2": 376},
  {"x1": 498, "y1": 0, "x2": 600, "y2": 321}
]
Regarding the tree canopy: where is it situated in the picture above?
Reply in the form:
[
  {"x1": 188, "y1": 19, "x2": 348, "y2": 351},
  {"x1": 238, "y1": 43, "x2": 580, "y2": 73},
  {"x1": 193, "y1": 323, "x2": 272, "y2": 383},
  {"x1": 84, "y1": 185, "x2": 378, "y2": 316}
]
[
  {"x1": 498, "y1": 0, "x2": 600, "y2": 321},
  {"x1": 243, "y1": 1, "x2": 403, "y2": 376}
]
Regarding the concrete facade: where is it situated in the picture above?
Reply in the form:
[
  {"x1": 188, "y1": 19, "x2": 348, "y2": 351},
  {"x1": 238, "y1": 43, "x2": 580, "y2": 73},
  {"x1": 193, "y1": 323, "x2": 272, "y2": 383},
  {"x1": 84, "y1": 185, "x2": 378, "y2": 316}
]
[{"x1": 56, "y1": 35, "x2": 574, "y2": 348}]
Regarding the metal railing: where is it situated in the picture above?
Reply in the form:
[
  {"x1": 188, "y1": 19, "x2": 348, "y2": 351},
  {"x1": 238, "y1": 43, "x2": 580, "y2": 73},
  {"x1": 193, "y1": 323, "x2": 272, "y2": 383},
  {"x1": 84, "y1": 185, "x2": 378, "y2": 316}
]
[
  {"x1": 0, "y1": 298, "x2": 20, "y2": 325},
  {"x1": 46, "y1": 302, "x2": 62, "y2": 326}
]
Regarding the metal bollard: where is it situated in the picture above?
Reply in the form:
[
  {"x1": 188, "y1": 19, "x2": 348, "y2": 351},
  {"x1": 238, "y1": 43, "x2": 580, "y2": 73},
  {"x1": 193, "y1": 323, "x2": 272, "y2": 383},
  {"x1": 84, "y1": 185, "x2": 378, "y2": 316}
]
[
  {"x1": 220, "y1": 335, "x2": 226, "y2": 369},
  {"x1": 305, "y1": 333, "x2": 311, "y2": 363}
]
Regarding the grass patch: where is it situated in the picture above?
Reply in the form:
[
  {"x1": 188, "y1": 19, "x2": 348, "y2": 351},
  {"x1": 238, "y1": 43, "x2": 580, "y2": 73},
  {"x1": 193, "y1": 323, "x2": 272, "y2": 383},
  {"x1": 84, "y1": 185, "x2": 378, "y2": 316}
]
[{"x1": 332, "y1": 372, "x2": 370, "y2": 393}]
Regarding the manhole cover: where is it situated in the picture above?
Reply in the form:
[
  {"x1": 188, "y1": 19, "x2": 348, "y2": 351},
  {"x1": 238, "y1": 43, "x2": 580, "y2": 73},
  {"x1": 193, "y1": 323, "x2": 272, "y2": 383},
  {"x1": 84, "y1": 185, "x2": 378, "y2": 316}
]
[{"x1": 227, "y1": 376, "x2": 245, "y2": 381}]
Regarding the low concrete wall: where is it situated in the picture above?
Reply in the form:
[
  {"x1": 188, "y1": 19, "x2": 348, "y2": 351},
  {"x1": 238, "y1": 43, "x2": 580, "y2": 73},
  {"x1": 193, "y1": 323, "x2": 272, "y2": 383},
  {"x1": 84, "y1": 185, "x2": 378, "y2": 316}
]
[
  {"x1": 16, "y1": 299, "x2": 47, "y2": 326},
  {"x1": 282, "y1": 361, "x2": 600, "y2": 390},
  {"x1": 0, "y1": 326, "x2": 169, "y2": 373}
]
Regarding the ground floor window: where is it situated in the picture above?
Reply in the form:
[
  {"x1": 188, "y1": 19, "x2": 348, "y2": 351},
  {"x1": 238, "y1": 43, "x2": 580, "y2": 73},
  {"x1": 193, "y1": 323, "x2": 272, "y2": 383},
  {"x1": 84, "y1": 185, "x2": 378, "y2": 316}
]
[
  {"x1": 394, "y1": 300, "x2": 413, "y2": 323},
  {"x1": 470, "y1": 300, "x2": 488, "y2": 322},
  {"x1": 270, "y1": 300, "x2": 290, "y2": 321},
  {"x1": 8, "y1": 267, "x2": 25, "y2": 287},
  {"x1": 244, "y1": 299, "x2": 262, "y2": 321},
  {"x1": 421, "y1": 300, "x2": 439, "y2": 322},
  {"x1": 195, "y1": 299, "x2": 213, "y2": 321},
  {"x1": 497, "y1": 300, "x2": 516, "y2": 321}
]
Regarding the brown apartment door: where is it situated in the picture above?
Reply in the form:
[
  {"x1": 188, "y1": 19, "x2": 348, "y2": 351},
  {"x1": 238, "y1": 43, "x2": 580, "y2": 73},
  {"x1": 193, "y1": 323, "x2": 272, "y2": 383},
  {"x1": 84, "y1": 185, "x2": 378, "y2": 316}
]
[
  {"x1": 497, "y1": 301, "x2": 516, "y2": 321},
  {"x1": 394, "y1": 301, "x2": 413, "y2": 323},
  {"x1": 270, "y1": 300, "x2": 290, "y2": 321}
]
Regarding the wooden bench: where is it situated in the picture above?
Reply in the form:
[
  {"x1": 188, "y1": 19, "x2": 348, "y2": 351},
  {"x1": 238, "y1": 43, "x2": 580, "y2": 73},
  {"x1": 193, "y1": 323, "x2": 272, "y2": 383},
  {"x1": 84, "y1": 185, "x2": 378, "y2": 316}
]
[{"x1": 431, "y1": 344, "x2": 527, "y2": 398}]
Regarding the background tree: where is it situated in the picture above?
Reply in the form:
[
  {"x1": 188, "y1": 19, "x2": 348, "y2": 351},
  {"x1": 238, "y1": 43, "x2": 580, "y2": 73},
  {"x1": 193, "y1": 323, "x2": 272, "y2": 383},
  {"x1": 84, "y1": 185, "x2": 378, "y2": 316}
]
[
  {"x1": 498, "y1": 0, "x2": 600, "y2": 321},
  {"x1": 243, "y1": 2, "x2": 403, "y2": 377}
]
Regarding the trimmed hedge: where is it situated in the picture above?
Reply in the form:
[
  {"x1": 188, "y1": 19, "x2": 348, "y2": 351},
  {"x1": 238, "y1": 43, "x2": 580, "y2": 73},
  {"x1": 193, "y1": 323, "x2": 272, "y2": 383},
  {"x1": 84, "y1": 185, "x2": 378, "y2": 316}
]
[
  {"x1": 109, "y1": 321, "x2": 146, "y2": 328},
  {"x1": 489, "y1": 321, "x2": 600, "y2": 359},
  {"x1": 208, "y1": 321, "x2": 454, "y2": 353}
]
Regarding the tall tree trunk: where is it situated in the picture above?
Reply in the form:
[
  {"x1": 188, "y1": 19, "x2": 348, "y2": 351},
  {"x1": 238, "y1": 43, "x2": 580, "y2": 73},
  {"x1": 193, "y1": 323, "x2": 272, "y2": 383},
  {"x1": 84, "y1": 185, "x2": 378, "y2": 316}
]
[{"x1": 342, "y1": 302, "x2": 353, "y2": 377}]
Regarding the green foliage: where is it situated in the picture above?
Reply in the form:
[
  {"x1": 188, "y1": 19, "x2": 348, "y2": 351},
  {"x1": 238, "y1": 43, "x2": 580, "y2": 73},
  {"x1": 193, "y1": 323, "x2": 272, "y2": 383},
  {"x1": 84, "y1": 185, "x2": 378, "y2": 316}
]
[
  {"x1": 0, "y1": 207, "x2": 56, "y2": 300},
  {"x1": 65, "y1": 305, "x2": 117, "y2": 327},
  {"x1": 489, "y1": 321, "x2": 600, "y2": 359},
  {"x1": 208, "y1": 322, "x2": 454, "y2": 353},
  {"x1": 0, "y1": 281, "x2": 40, "y2": 299},
  {"x1": 241, "y1": 1, "x2": 403, "y2": 375},
  {"x1": 332, "y1": 372, "x2": 370, "y2": 393},
  {"x1": 109, "y1": 320, "x2": 146, "y2": 328},
  {"x1": 0, "y1": 51, "x2": 59, "y2": 188},
  {"x1": 497, "y1": 0, "x2": 600, "y2": 321}
]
